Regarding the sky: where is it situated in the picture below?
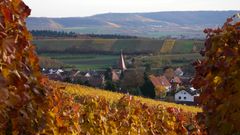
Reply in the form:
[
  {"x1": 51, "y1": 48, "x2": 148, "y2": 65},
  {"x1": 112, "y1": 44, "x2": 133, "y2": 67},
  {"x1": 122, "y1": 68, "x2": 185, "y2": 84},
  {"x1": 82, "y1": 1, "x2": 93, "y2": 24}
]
[{"x1": 23, "y1": 0, "x2": 240, "y2": 17}]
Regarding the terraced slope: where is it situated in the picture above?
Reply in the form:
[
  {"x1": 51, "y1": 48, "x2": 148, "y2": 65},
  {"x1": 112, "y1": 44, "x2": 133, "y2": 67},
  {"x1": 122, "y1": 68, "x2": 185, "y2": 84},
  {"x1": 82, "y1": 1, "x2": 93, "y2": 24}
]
[
  {"x1": 46, "y1": 81, "x2": 204, "y2": 134},
  {"x1": 34, "y1": 39, "x2": 164, "y2": 54},
  {"x1": 52, "y1": 81, "x2": 202, "y2": 113},
  {"x1": 160, "y1": 39, "x2": 176, "y2": 53}
]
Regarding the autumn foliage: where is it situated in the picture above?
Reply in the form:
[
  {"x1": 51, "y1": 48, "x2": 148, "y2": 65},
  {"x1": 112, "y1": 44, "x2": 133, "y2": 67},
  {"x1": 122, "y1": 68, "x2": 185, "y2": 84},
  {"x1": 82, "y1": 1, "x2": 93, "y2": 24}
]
[
  {"x1": 49, "y1": 81, "x2": 204, "y2": 135},
  {"x1": 192, "y1": 15, "x2": 240, "y2": 134},
  {"x1": 0, "y1": 0, "x2": 80, "y2": 134},
  {"x1": 0, "y1": 0, "x2": 49, "y2": 133}
]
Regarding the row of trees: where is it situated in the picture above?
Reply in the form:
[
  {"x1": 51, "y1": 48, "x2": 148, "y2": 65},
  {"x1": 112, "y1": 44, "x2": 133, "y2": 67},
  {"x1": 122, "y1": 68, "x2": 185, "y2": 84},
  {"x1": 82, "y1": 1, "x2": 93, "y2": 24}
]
[
  {"x1": 30, "y1": 30, "x2": 77, "y2": 38},
  {"x1": 85, "y1": 33, "x2": 138, "y2": 39},
  {"x1": 31, "y1": 30, "x2": 138, "y2": 39}
]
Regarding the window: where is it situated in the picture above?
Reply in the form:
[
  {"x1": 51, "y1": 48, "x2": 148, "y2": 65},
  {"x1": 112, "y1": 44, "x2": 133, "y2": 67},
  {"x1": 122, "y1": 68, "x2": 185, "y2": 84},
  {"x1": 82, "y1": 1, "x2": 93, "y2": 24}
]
[
  {"x1": 184, "y1": 92, "x2": 186, "y2": 94},
  {"x1": 184, "y1": 97, "x2": 186, "y2": 100},
  {"x1": 178, "y1": 96, "x2": 181, "y2": 100}
]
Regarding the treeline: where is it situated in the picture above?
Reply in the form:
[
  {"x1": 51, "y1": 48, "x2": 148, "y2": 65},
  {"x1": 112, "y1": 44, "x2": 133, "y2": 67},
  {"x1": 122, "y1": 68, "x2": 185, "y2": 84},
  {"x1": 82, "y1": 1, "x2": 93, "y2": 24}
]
[
  {"x1": 30, "y1": 30, "x2": 138, "y2": 39},
  {"x1": 30, "y1": 30, "x2": 77, "y2": 38},
  {"x1": 85, "y1": 33, "x2": 138, "y2": 39}
]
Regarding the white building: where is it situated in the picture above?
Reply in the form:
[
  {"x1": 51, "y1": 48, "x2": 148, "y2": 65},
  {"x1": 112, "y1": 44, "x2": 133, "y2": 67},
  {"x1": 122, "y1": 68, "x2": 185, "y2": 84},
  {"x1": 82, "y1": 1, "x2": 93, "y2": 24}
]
[
  {"x1": 56, "y1": 69, "x2": 64, "y2": 75},
  {"x1": 85, "y1": 72, "x2": 91, "y2": 78},
  {"x1": 174, "y1": 89, "x2": 198, "y2": 102}
]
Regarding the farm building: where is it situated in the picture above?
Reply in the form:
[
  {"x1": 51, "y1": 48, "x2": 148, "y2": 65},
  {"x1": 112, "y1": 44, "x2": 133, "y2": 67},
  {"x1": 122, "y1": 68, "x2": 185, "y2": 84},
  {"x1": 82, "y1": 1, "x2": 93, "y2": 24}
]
[
  {"x1": 149, "y1": 75, "x2": 182, "y2": 97},
  {"x1": 174, "y1": 88, "x2": 199, "y2": 104}
]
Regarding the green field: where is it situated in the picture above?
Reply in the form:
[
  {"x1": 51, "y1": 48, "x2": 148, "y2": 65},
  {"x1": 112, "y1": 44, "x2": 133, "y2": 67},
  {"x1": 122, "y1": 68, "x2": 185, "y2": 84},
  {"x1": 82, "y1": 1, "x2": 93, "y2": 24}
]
[{"x1": 39, "y1": 53, "x2": 119, "y2": 70}]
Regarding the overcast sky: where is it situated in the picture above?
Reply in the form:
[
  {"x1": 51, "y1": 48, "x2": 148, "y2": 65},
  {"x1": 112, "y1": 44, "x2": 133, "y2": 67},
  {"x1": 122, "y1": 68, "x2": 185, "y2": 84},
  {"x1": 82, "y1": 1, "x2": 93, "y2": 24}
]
[{"x1": 23, "y1": 0, "x2": 240, "y2": 17}]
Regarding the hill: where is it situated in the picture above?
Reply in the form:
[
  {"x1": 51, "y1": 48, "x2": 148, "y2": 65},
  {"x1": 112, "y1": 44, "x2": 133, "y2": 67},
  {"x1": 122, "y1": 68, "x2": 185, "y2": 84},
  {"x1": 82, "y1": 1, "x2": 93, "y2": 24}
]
[
  {"x1": 27, "y1": 11, "x2": 239, "y2": 38},
  {"x1": 53, "y1": 81, "x2": 201, "y2": 113},
  {"x1": 47, "y1": 80, "x2": 203, "y2": 134}
]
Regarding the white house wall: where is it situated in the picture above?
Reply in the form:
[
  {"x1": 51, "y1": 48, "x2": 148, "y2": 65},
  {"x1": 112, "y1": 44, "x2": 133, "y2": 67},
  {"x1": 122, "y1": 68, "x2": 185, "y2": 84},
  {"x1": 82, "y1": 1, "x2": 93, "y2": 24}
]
[{"x1": 175, "y1": 90, "x2": 194, "y2": 102}]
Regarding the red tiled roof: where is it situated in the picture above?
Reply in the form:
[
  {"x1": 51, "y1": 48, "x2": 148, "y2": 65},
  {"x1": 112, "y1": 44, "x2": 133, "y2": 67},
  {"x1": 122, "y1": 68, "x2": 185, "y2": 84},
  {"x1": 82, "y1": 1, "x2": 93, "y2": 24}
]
[
  {"x1": 149, "y1": 75, "x2": 181, "y2": 88},
  {"x1": 158, "y1": 76, "x2": 171, "y2": 87},
  {"x1": 149, "y1": 75, "x2": 170, "y2": 88},
  {"x1": 172, "y1": 76, "x2": 182, "y2": 84}
]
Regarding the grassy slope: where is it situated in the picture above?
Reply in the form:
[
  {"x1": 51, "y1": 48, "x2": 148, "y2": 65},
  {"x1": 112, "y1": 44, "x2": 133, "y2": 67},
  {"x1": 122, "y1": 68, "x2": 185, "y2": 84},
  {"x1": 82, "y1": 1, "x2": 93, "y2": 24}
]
[{"x1": 52, "y1": 81, "x2": 202, "y2": 113}]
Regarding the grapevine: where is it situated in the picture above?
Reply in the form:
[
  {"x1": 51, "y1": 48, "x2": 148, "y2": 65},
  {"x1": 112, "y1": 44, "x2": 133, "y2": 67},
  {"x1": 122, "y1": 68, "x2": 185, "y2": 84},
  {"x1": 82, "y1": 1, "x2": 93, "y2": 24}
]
[{"x1": 192, "y1": 14, "x2": 240, "y2": 135}]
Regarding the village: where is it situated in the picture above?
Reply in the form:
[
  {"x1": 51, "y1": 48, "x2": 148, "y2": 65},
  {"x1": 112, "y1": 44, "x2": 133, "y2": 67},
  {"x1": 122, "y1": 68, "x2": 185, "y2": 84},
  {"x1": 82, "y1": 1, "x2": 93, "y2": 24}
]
[{"x1": 42, "y1": 51, "x2": 200, "y2": 105}]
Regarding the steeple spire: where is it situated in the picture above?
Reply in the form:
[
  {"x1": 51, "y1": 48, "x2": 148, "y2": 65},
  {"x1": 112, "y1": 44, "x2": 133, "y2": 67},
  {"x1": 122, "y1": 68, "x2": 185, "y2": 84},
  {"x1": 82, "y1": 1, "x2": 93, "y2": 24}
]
[{"x1": 119, "y1": 50, "x2": 127, "y2": 71}]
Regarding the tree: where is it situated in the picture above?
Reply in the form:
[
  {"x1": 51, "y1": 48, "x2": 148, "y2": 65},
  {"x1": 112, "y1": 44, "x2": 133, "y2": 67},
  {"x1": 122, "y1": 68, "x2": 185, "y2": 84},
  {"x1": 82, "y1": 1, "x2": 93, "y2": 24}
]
[
  {"x1": 105, "y1": 80, "x2": 117, "y2": 92},
  {"x1": 192, "y1": 14, "x2": 240, "y2": 135},
  {"x1": 163, "y1": 66, "x2": 175, "y2": 80},
  {"x1": 155, "y1": 85, "x2": 167, "y2": 99},
  {"x1": 126, "y1": 87, "x2": 142, "y2": 96},
  {"x1": 144, "y1": 63, "x2": 152, "y2": 75},
  {"x1": 120, "y1": 69, "x2": 144, "y2": 90},
  {"x1": 140, "y1": 73, "x2": 156, "y2": 98},
  {"x1": 104, "y1": 67, "x2": 113, "y2": 81}
]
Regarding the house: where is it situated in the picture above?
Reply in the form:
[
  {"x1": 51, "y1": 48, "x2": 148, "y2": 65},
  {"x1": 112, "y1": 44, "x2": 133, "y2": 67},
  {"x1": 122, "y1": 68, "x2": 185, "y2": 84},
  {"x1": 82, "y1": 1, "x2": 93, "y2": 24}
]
[
  {"x1": 175, "y1": 67, "x2": 184, "y2": 77},
  {"x1": 48, "y1": 73, "x2": 64, "y2": 81},
  {"x1": 85, "y1": 72, "x2": 91, "y2": 78},
  {"x1": 174, "y1": 87, "x2": 199, "y2": 104},
  {"x1": 56, "y1": 69, "x2": 64, "y2": 75},
  {"x1": 88, "y1": 74, "x2": 105, "y2": 88},
  {"x1": 69, "y1": 70, "x2": 105, "y2": 88},
  {"x1": 48, "y1": 69, "x2": 55, "y2": 74},
  {"x1": 111, "y1": 70, "x2": 120, "y2": 82},
  {"x1": 149, "y1": 75, "x2": 182, "y2": 93},
  {"x1": 104, "y1": 50, "x2": 127, "y2": 83}
]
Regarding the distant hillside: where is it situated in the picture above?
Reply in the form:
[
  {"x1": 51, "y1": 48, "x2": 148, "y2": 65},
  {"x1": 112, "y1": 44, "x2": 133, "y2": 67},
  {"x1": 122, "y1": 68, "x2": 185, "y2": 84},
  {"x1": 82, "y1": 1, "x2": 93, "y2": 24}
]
[
  {"x1": 27, "y1": 11, "x2": 239, "y2": 38},
  {"x1": 34, "y1": 39, "x2": 204, "y2": 55}
]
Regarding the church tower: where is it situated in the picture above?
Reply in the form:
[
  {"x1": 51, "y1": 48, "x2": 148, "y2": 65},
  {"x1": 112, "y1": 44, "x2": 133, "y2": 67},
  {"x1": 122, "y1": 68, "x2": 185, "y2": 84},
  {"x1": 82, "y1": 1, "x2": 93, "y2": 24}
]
[{"x1": 118, "y1": 50, "x2": 127, "y2": 71}]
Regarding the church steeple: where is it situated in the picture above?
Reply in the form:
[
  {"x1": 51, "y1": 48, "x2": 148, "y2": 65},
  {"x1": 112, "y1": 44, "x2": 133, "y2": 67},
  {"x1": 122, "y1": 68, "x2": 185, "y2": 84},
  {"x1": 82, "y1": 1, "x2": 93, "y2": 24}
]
[{"x1": 118, "y1": 50, "x2": 127, "y2": 71}]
